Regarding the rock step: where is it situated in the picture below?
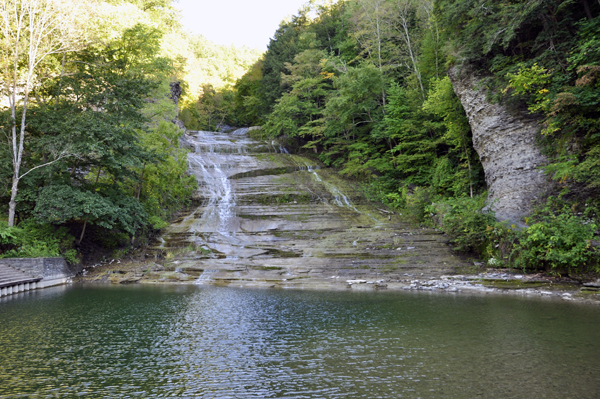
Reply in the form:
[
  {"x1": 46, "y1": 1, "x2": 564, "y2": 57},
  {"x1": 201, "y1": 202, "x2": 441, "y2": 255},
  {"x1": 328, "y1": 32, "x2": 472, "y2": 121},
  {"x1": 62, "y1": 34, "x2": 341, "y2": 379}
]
[{"x1": 0, "y1": 264, "x2": 42, "y2": 296}]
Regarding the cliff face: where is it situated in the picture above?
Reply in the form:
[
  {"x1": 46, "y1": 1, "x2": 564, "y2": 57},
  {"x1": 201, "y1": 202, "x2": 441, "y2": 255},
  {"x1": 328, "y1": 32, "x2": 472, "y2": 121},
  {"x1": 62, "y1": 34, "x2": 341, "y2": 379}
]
[{"x1": 448, "y1": 67, "x2": 549, "y2": 224}]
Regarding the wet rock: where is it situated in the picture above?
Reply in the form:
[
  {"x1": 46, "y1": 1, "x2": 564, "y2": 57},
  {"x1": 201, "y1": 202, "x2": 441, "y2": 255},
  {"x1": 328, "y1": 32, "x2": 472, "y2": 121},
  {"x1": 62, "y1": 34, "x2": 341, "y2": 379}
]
[
  {"x1": 148, "y1": 264, "x2": 164, "y2": 272},
  {"x1": 583, "y1": 280, "x2": 600, "y2": 288},
  {"x1": 119, "y1": 277, "x2": 142, "y2": 284},
  {"x1": 135, "y1": 129, "x2": 480, "y2": 290}
]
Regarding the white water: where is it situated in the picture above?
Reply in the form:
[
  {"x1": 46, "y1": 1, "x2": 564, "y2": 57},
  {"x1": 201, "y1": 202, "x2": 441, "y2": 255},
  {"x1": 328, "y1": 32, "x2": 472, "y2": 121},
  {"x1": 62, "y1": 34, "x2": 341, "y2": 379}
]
[
  {"x1": 196, "y1": 269, "x2": 220, "y2": 284},
  {"x1": 157, "y1": 129, "x2": 377, "y2": 274},
  {"x1": 312, "y1": 171, "x2": 359, "y2": 212},
  {"x1": 186, "y1": 131, "x2": 246, "y2": 245}
]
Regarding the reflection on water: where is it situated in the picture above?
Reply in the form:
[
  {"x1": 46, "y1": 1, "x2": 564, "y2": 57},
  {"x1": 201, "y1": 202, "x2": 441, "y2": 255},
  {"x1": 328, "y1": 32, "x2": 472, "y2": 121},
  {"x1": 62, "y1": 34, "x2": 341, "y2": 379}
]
[{"x1": 1, "y1": 285, "x2": 599, "y2": 398}]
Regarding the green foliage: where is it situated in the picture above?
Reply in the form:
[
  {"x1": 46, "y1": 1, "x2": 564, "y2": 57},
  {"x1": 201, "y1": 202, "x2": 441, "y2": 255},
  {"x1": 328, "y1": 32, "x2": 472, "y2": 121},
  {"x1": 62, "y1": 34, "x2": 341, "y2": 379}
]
[
  {"x1": 379, "y1": 82, "x2": 439, "y2": 185},
  {"x1": 425, "y1": 1, "x2": 600, "y2": 273},
  {"x1": 0, "y1": 221, "x2": 17, "y2": 244},
  {"x1": 423, "y1": 76, "x2": 482, "y2": 196},
  {"x1": 0, "y1": 219, "x2": 77, "y2": 263},
  {"x1": 506, "y1": 63, "x2": 552, "y2": 113},
  {"x1": 438, "y1": 1, "x2": 600, "y2": 198},
  {"x1": 435, "y1": 0, "x2": 590, "y2": 74},
  {"x1": 424, "y1": 195, "x2": 600, "y2": 274},
  {"x1": 405, "y1": 187, "x2": 436, "y2": 223},
  {"x1": 258, "y1": 16, "x2": 307, "y2": 115},
  {"x1": 263, "y1": 48, "x2": 331, "y2": 139},
  {"x1": 138, "y1": 121, "x2": 197, "y2": 225},
  {"x1": 34, "y1": 185, "x2": 147, "y2": 236},
  {"x1": 0, "y1": 0, "x2": 228, "y2": 259},
  {"x1": 427, "y1": 195, "x2": 497, "y2": 253},
  {"x1": 233, "y1": 59, "x2": 265, "y2": 126},
  {"x1": 181, "y1": 84, "x2": 234, "y2": 130},
  {"x1": 320, "y1": 63, "x2": 385, "y2": 170},
  {"x1": 0, "y1": 21, "x2": 199, "y2": 251},
  {"x1": 513, "y1": 210, "x2": 598, "y2": 274}
]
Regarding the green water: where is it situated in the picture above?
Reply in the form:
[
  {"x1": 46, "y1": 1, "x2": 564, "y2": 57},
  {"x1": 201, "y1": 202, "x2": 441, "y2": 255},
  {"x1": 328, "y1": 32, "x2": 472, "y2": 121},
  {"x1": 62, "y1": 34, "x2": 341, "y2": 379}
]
[{"x1": 0, "y1": 285, "x2": 599, "y2": 398}]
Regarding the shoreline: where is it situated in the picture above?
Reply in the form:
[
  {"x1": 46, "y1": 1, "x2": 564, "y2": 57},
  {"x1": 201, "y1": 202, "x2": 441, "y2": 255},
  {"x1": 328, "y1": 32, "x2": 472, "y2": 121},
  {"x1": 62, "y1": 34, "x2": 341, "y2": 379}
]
[{"x1": 75, "y1": 262, "x2": 600, "y2": 306}]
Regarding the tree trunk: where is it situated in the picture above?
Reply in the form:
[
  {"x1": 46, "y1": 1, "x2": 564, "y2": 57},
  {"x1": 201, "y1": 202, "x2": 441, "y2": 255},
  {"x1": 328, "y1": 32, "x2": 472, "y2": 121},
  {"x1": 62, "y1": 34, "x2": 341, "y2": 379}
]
[
  {"x1": 70, "y1": 160, "x2": 79, "y2": 177},
  {"x1": 3, "y1": 0, "x2": 83, "y2": 226},
  {"x1": 136, "y1": 166, "x2": 146, "y2": 200},
  {"x1": 94, "y1": 167, "x2": 102, "y2": 185},
  {"x1": 467, "y1": 157, "x2": 473, "y2": 198},
  {"x1": 78, "y1": 167, "x2": 102, "y2": 244},
  {"x1": 7, "y1": 175, "x2": 19, "y2": 227},
  {"x1": 78, "y1": 219, "x2": 88, "y2": 245},
  {"x1": 398, "y1": 11, "x2": 424, "y2": 99},
  {"x1": 581, "y1": 0, "x2": 593, "y2": 19},
  {"x1": 55, "y1": 52, "x2": 66, "y2": 109}
]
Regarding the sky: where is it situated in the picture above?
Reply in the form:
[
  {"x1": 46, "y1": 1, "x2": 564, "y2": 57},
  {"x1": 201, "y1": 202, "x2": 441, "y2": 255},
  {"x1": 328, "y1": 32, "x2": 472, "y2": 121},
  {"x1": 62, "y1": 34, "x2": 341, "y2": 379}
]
[{"x1": 174, "y1": 0, "x2": 310, "y2": 50}]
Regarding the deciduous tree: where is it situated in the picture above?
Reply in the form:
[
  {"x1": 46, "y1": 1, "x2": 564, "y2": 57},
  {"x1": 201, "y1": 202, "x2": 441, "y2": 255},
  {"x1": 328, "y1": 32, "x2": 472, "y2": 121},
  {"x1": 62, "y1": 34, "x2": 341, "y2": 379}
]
[{"x1": 0, "y1": 0, "x2": 86, "y2": 226}]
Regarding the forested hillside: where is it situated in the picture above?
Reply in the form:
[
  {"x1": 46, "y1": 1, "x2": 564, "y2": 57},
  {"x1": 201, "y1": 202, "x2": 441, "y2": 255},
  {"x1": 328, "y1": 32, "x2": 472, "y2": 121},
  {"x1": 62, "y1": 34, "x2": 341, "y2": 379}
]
[
  {"x1": 193, "y1": 0, "x2": 598, "y2": 275},
  {"x1": 0, "y1": 0, "x2": 260, "y2": 263},
  {"x1": 2, "y1": 0, "x2": 598, "y2": 275}
]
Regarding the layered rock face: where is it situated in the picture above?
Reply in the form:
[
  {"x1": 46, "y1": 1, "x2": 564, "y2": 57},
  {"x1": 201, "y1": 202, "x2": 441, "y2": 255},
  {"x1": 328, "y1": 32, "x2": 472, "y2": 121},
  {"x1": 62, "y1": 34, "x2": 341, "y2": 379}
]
[
  {"x1": 449, "y1": 67, "x2": 549, "y2": 224},
  {"x1": 147, "y1": 129, "x2": 469, "y2": 288}
]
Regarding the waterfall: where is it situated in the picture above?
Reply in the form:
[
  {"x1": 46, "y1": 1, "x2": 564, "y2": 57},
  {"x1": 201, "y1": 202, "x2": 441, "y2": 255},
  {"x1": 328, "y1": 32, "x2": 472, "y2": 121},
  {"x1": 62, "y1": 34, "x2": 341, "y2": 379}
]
[
  {"x1": 231, "y1": 127, "x2": 249, "y2": 135},
  {"x1": 155, "y1": 128, "x2": 380, "y2": 284}
]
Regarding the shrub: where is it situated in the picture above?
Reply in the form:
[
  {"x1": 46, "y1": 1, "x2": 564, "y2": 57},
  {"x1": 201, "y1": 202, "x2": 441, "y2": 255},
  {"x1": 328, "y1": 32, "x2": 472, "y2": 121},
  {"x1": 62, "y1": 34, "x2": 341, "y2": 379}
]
[
  {"x1": 0, "y1": 221, "x2": 18, "y2": 245},
  {"x1": 0, "y1": 219, "x2": 78, "y2": 264},
  {"x1": 511, "y1": 212, "x2": 599, "y2": 274},
  {"x1": 405, "y1": 187, "x2": 435, "y2": 222},
  {"x1": 427, "y1": 195, "x2": 497, "y2": 253}
]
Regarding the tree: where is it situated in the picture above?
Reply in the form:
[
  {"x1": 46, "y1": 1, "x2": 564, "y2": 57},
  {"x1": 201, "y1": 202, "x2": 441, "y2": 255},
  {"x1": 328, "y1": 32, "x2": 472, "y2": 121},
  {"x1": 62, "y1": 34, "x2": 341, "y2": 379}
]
[
  {"x1": 423, "y1": 77, "x2": 478, "y2": 197},
  {"x1": 34, "y1": 184, "x2": 147, "y2": 244},
  {"x1": 379, "y1": 82, "x2": 440, "y2": 186},
  {"x1": 258, "y1": 16, "x2": 307, "y2": 115},
  {"x1": 5, "y1": 24, "x2": 175, "y2": 243},
  {"x1": 196, "y1": 84, "x2": 228, "y2": 130},
  {"x1": 387, "y1": 0, "x2": 428, "y2": 97},
  {"x1": 233, "y1": 58, "x2": 264, "y2": 126},
  {"x1": 350, "y1": 0, "x2": 390, "y2": 107},
  {"x1": 264, "y1": 37, "x2": 332, "y2": 140},
  {"x1": 0, "y1": 0, "x2": 85, "y2": 226}
]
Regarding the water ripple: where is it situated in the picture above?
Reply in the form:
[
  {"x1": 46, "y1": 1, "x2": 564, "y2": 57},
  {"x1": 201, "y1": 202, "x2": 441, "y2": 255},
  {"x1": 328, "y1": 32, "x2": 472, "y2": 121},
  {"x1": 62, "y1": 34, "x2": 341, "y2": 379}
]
[{"x1": 0, "y1": 286, "x2": 599, "y2": 398}]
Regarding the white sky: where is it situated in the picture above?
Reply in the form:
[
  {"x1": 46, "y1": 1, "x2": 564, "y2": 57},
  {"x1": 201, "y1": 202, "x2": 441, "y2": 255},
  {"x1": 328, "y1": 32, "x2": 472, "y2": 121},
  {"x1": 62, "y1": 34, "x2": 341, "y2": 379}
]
[{"x1": 174, "y1": 0, "x2": 310, "y2": 50}]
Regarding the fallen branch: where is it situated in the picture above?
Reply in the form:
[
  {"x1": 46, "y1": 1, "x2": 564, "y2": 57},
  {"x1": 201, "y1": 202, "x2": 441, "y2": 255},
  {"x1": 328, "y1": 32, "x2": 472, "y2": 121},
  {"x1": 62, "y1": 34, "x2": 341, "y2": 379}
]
[{"x1": 378, "y1": 208, "x2": 393, "y2": 214}]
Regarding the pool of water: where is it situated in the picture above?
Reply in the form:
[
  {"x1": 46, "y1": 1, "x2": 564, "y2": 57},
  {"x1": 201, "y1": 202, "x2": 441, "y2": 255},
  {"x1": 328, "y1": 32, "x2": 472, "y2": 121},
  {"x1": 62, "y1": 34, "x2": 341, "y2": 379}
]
[{"x1": 0, "y1": 285, "x2": 599, "y2": 398}]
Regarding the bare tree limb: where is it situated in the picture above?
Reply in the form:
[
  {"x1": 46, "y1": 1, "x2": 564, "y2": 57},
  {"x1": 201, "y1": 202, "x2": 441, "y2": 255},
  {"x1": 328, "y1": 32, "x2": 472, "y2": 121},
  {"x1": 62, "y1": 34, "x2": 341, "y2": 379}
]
[{"x1": 18, "y1": 149, "x2": 75, "y2": 180}]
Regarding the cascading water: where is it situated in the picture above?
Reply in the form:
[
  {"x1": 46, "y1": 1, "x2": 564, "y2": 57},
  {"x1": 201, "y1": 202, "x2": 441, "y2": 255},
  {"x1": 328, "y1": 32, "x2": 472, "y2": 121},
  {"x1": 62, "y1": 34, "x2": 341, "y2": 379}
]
[
  {"x1": 189, "y1": 156, "x2": 234, "y2": 237},
  {"x1": 153, "y1": 128, "x2": 433, "y2": 287}
]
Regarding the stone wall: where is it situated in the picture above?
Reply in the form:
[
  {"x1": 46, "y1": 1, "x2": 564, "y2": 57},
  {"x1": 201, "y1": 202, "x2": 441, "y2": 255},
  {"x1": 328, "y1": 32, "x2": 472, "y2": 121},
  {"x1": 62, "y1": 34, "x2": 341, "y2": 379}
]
[
  {"x1": 0, "y1": 258, "x2": 80, "y2": 288},
  {"x1": 448, "y1": 67, "x2": 550, "y2": 224}
]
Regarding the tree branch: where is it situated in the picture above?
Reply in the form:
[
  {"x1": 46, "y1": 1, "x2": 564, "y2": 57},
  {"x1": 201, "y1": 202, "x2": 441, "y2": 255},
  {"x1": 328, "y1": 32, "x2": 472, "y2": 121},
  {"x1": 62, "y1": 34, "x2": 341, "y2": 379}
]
[{"x1": 19, "y1": 150, "x2": 74, "y2": 180}]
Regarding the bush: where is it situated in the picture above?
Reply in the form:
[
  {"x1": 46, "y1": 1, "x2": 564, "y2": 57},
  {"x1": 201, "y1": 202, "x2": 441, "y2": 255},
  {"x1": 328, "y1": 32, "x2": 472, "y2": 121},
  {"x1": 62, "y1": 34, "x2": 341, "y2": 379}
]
[
  {"x1": 427, "y1": 195, "x2": 497, "y2": 253},
  {"x1": 512, "y1": 212, "x2": 599, "y2": 274},
  {"x1": 426, "y1": 194, "x2": 600, "y2": 274},
  {"x1": 0, "y1": 219, "x2": 79, "y2": 264},
  {"x1": 405, "y1": 187, "x2": 435, "y2": 222},
  {"x1": 0, "y1": 221, "x2": 18, "y2": 245}
]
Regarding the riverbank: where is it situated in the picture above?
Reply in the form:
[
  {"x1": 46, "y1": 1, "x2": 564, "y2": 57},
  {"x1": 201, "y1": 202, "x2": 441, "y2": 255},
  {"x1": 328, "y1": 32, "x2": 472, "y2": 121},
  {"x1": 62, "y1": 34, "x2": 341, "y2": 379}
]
[{"x1": 75, "y1": 256, "x2": 600, "y2": 305}]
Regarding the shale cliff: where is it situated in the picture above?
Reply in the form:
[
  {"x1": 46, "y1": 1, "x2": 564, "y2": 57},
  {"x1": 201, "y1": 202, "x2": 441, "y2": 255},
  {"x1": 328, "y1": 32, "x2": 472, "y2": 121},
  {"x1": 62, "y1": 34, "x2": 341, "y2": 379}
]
[{"x1": 449, "y1": 67, "x2": 549, "y2": 224}]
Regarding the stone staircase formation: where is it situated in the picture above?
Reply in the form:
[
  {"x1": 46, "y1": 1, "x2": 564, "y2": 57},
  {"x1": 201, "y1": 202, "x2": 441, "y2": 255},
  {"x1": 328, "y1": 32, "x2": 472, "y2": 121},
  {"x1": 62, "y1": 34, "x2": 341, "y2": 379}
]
[{"x1": 0, "y1": 263, "x2": 41, "y2": 298}]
